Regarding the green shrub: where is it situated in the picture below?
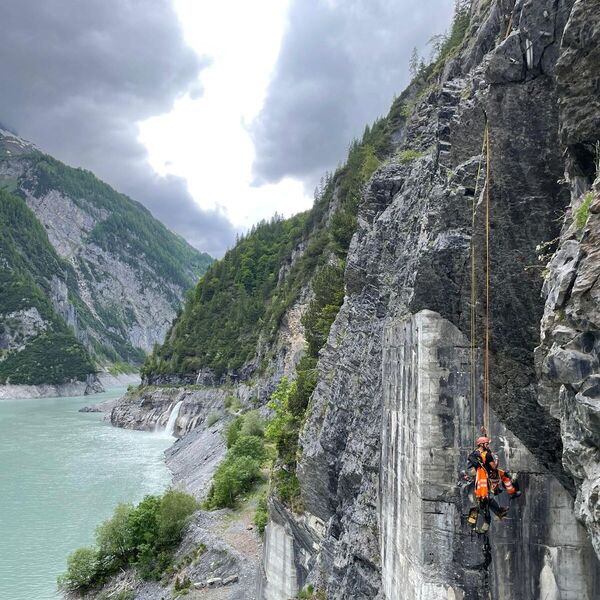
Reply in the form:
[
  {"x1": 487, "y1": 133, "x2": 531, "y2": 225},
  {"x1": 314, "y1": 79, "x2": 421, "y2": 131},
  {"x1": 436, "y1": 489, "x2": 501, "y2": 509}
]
[
  {"x1": 265, "y1": 379, "x2": 298, "y2": 456},
  {"x1": 206, "y1": 412, "x2": 221, "y2": 427},
  {"x1": 226, "y1": 416, "x2": 244, "y2": 448},
  {"x1": 95, "y1": 503, "x2": 135, "y2": 569},
  {"x1": 398, "y1": 149, "x2": 424, "y2": 164},
  {"x1": 174, "y1": 574, "x2": 192, "y2": 593},
  {"x1": 57, "y1": 548, "x2": 101, "y2": 592},
  {"x1": 206, "y1": 455, "x2": 261, "y2": 509},
  {"x1": 134, "y1": 546, "x2": 173, "y2": 581},
  {"x1": 254, "y1": 493, "x2": 269, "y2": 535},
  {"x1": 230, "y1": 435, "x2": 267, "y2": 462},
  {"x1": 240, "y1": 410, "x2": 265, "y2": 437},
  {"x1": 59, "y1": 490, "x2": 197, "y2": 592},
  {"x1": 157, "y1": 490, "x2": 198, "y2": 546},
  {"x1": 288, "y1": 357, "x2": 318, "y2": 417},
  {"x1": 302, "y1": 264, "x2": 345, "y2": 357},
  {"x1": 207, "y1": 411, "x2": 271, "y2": 510},
  {"x1": 298, "y1": 585, "x2": 315, "y2": 599},
  {"x1": 225, "y1": 396, "x2": 242, "y2": 413},
  {"x1": 575, "y1": 192, "x2": 594, "y2": 230}
]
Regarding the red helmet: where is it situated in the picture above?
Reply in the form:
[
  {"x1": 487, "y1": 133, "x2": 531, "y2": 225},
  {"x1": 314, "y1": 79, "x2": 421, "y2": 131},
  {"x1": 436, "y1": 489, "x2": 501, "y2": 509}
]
[{"x1": 477, "y1": 436, "x2": 490, "y2": 446}]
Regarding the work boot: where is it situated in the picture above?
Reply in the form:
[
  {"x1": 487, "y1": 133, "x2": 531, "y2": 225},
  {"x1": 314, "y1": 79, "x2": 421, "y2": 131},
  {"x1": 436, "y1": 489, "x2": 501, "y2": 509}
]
[
  {"x1": 475, "y1": 521, "x2": 490, "y2": 534},
  {"x1": 467, "y1": 507, "x2": 478, "y2": 526}
]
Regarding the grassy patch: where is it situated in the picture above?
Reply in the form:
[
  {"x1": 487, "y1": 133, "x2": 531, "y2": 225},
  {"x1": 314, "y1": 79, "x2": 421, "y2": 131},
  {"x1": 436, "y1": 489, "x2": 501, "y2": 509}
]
[
  {"x1": 398, "y1": 149, "x2": 425, "y2": 164},
  {"x1": 254, "y1": 491, "x2": 268, "y2": 535},
  {"x1": 206, "y1": 411, "x2": 221, "y2": 427},
  {"x1": 575, "y1": 192, "x2": 593, "y2": 230},
  {"x1": 0, "y1": 175, "x2": 18, "y2": 193},
  {"x1": 107, "y1": 361, "x2": 138, "y2": 376}
]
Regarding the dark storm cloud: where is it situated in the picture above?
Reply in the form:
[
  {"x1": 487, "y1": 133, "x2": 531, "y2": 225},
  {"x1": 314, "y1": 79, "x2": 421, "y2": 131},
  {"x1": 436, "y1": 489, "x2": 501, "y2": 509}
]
[
  {"x1": 252, "y1": 0, "x2": 454, "y2": 186},
  {"x1": 0, "y1": 0, "x2": 236, "y2": 256}
]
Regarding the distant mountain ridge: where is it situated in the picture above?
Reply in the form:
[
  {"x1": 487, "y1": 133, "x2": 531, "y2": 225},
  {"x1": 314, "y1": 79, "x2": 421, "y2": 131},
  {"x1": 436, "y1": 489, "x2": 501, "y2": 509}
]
[{"x1": 0, "y1": 128, "x2": 212, "y2": 386}]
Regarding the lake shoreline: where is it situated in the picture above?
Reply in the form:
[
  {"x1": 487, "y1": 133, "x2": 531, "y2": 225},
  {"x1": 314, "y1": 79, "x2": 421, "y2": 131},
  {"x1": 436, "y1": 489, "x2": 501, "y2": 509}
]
[{"x1": 0, "y1": 373, "x2": 140, "y2": 400}]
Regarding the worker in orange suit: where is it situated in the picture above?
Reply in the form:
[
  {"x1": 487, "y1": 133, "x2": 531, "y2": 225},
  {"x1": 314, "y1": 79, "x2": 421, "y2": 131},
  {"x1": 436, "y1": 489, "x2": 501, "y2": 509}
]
[{"x1": 466, "y1": 436, "x2": 521, "y2": 527}]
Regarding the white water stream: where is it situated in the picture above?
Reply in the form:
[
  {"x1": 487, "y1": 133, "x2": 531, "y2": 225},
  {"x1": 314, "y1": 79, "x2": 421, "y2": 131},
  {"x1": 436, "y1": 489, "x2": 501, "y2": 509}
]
[{"x1": 165, "y1": 400, "x2": 183, "y2": 436}]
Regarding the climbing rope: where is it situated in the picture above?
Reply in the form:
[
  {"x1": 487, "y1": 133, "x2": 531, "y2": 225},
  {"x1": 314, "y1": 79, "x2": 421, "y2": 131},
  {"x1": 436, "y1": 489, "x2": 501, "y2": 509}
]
[
  {"x1": 484, "y1": 127, "x2": 491, "y2": 433},
  {"x1": 470, "y1": 122, "x2": 492, "y2": 438},
  {"x1": 470, "y1": 126, "x2": 487, "y2": 441}
]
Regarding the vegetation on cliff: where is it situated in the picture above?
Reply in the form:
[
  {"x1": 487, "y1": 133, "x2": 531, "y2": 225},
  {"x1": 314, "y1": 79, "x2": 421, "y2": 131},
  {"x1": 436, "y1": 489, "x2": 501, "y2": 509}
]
[
  {"x1": 142, "y1": 114, "x2": 390, "y2": 380},
  {"x1": 205, "y1": 410, "x2": 267, "y2": 509}
]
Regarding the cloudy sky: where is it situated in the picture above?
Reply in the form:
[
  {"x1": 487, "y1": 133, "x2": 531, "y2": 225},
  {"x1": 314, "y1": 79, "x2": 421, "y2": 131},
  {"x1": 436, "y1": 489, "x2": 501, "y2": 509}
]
[{"x1": 1, "y1": 0, "x2": 453, "y2": 256}]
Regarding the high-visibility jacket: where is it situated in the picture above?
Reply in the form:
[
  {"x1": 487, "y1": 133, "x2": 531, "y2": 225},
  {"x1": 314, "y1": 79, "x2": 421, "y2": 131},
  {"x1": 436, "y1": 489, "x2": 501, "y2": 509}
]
[
  {"x1": 475, "y1": 466, "x2": 489, "y2": 499},
  {"x1": 474, "y1": 463, "x2": 516, "y2": 499}
]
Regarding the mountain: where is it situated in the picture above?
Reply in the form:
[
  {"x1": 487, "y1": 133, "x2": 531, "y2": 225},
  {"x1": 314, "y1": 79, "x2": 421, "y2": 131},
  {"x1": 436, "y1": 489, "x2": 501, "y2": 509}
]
[
  {"x1": 142, "y1": 115, "x2": 390, "y2": 384},
  {"x1": 88, "y1": 0, "x2": 600, "y2": 599},
  {"x1": 0, "y1": 129, "x2": 212, "y2": 387}
]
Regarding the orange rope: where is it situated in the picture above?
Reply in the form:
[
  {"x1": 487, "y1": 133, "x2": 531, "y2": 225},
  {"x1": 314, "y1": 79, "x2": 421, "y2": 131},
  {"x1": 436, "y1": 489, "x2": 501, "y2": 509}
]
[
  {"x1": 484, "y1": 127, "x2": 492, "y2": 433},
  {"x1": 470, "y1": 127, "x2": 487, "y2": 441}
]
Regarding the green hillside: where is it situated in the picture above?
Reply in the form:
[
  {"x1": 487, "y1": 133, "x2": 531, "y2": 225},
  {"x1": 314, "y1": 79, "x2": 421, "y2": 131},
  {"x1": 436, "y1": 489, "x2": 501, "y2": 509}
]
[
  {"x1": 142, "y1": 113, "x2": 394, "y2": 380},
  {"x1": 23, "y1": 153, "x2": 212, "y2": 289},
  {"x1": 0, "y1": 132, "x2": 214, "y2": 382},
  {"x1": 0, "y1": 190, "x2": 95, "y2": 384}
]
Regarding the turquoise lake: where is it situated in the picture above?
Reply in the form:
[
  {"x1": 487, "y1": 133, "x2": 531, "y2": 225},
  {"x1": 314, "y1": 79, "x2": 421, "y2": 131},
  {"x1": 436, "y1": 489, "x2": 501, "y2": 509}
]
[{"x1": 0, "y1": 387, "x2": 173, "y2": 600}]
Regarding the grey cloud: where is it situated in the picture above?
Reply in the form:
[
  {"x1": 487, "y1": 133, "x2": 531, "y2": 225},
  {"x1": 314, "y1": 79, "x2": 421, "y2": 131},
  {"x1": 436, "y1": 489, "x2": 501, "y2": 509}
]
[
  {"x1": 252, "y1": 0, "x2": 454, "y2": 186},
  {"x1": 0, "y1": 0, "x2": 236, "y2": 256}
]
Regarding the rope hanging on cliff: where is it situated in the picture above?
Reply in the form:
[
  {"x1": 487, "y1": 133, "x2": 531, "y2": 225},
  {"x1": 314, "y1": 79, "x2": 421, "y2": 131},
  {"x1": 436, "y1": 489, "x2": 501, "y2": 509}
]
[
  {"x1": 470, "y1": 128, "x2": 487, "y2": 441},
  {"x1": 484, "y1": 126, "x2": 492, "y2": 433},
  {"x1": 470, "y1": 122, "x2": 492, "y2": 438}
]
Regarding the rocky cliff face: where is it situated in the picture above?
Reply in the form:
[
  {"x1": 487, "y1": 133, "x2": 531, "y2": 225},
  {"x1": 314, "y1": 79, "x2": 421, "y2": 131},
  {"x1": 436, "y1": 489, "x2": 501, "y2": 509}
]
[
  {"x1": 259, "y1": 0, "x2": 600, "y2": 598},
  {"x1": 536, "y1": 0, "x2": 600, "y2": 560},
  {"x1": 0, "y1": 128, "x2": 211, "y2": 381}
]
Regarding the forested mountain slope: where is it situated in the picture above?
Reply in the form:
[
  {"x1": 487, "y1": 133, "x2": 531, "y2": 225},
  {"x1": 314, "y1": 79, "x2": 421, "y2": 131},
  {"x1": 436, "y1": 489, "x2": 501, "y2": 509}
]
[
  {"x1": 0, "y1": 129, "x2": 212, "y2": 386},
  {"x1": 142, "y1": 95, "x2": 400, "y2": 383}
]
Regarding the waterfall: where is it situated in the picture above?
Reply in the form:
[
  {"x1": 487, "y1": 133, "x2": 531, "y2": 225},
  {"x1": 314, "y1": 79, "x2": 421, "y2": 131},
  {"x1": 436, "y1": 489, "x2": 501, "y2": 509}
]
[{"x1": 165, "y1": 401, "x2": 183, "y2": 436}]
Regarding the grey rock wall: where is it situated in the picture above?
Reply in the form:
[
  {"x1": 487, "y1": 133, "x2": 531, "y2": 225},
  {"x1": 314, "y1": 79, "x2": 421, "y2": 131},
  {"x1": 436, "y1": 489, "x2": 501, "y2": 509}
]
[
  {"x1": 536, "y1": 0, "x2": 600, "y2": 559},
  {"x1": 381, "y1": 310, "x2": 599, "y2": 600},
  {"x1": 111, "y1": 386, "x2": 229, "y2": 436}
]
